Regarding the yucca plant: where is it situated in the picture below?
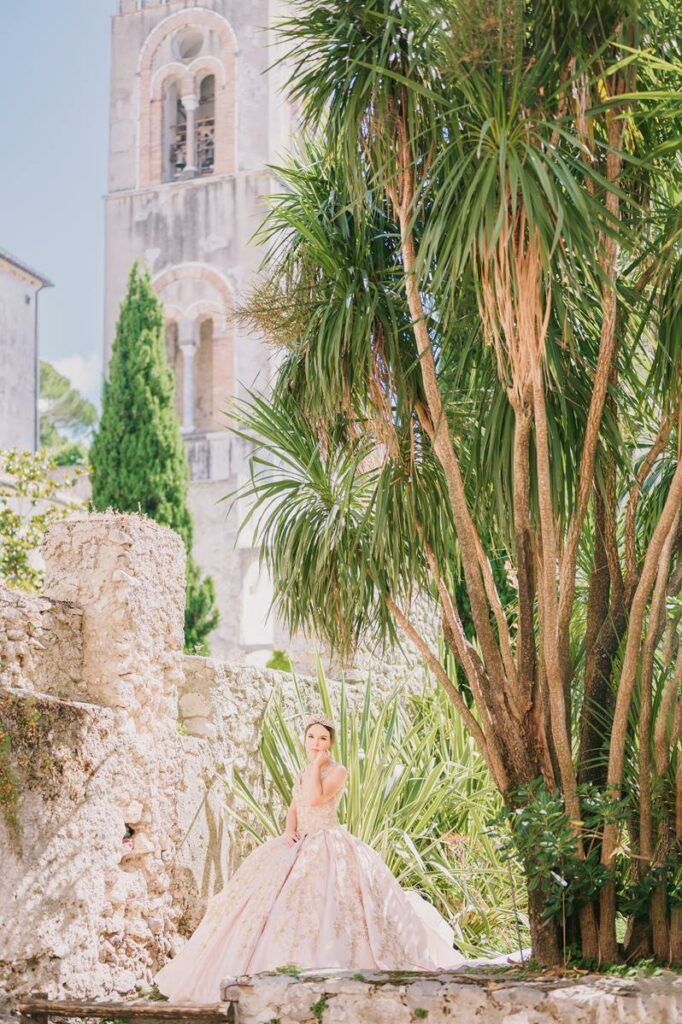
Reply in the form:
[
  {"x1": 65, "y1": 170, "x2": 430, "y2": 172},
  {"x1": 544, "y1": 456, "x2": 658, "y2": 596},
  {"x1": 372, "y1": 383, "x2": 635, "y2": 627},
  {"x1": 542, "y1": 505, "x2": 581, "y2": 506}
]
[
  {"x1": 224, "y1": 662, "x2": 529, "y2": 957},
  {"x1": 228, "y1": 0, "x2": 682, "y2": 965}
]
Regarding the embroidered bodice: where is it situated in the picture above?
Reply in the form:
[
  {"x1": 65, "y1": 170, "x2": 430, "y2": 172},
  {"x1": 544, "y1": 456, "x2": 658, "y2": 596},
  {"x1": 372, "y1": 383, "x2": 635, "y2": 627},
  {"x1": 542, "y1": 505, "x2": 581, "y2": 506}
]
[{"x1": 293, "y1": 762, "x2": 346, "y2": 834}]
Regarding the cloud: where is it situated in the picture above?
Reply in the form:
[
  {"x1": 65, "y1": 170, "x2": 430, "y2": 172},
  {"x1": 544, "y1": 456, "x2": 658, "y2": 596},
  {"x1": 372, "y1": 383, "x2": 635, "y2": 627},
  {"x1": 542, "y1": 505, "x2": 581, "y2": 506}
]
[{"x1": 52, "y1": 353, "x2": 102, "y2": 402}]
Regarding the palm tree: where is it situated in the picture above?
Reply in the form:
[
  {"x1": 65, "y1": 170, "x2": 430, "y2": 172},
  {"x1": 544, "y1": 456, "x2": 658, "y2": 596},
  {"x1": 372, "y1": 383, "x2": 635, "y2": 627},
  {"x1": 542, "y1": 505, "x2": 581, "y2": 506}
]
[{"x1": 230, "y1": 0, "x2": 682, "y2": 965}]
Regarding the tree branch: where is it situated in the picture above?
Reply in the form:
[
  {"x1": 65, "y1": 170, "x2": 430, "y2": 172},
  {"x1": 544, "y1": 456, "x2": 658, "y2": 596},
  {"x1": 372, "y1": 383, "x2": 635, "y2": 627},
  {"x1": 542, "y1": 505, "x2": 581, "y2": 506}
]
[
  {"x1": 557, "y1": 106, "x2": 624, "y2": 675},
  {"x1": 390, "y1": 112, "x2": 513, "y2": 719},
  {"x1": 625, "y1": 411, "x2": 673, "y2": 594},
  {"x1": 639, "y1": 510, "x2": 679, "y2": 865},
  {"x1": 532, "y1": 366, "x2": 578, "y2": 808},
  {"x1": 383, "y1": 591, "x2": 510, "y2": 794},
  {"x1": 654, "y1": 639, "x2": 682, "y2": 776},
  {"x1": 513, "y1": 407, "x2": 537, "y2": 710},
  {"x1": 601, "y1": 457, "x2": 682, "y2": 878}
]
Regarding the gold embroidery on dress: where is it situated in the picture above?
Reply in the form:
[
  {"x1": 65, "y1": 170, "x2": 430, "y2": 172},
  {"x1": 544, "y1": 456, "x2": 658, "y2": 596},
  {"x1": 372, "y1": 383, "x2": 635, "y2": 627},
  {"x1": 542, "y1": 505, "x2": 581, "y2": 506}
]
[
  {"x1": 154, "y1": 758, "x2": 463, "y2": 997},
  {"x1": 292, "y1": 762, "x2": 344, "y2": 834}
]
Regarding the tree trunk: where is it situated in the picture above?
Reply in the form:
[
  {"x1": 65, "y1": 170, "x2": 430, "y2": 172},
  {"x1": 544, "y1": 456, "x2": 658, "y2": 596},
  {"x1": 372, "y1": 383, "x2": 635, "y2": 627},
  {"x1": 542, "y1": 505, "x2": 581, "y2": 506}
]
[
  {"x1": 601, "y1": 458, "x2": 682, "y2": 959},
  {"x1": 526, "y1": 870, "x2": 562, "y2": 966},
  {"x1": 579, "y1": 489, "x2": 617, "y2": 787},
  {"x1": 624, "y1": 915, "x2": 653, "y2": 961},
  {"x1": 651, "y1": 883, "x2": 670, "y2": 960},
  {"x1": 599, "y1": 877, "x2": 619, "y2": 963},
  {"x1": 671, "y1": 905, "x2": 682, "y2": 966},
  {"x1": 673, "y1": 753, "x2": 682, "y2": 964}
]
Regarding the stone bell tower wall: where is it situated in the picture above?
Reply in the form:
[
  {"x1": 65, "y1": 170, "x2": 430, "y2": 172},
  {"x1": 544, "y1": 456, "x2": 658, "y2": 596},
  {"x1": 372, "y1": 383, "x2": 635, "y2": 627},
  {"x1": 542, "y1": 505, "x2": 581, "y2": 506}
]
[{"x1": 104, "y1": 1, "x2": 296, "y2": 661}]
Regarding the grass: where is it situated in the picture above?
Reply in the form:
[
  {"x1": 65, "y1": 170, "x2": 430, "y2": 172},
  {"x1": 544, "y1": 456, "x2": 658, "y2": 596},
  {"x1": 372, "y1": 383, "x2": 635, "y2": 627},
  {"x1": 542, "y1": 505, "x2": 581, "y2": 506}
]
[
  {"x1": 275, "y1": 963, "x2": 302, "y2": 976},
  {"x1": 310, "y1": 995, "x2": 327, "y2": 1022}
]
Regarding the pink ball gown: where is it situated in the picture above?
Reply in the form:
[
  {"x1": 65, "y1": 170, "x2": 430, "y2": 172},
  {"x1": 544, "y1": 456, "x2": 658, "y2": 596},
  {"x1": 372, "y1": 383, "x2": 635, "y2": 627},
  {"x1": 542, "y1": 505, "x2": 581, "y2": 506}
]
[{"x1": 154, "y1": 763, "x2": 464, "y2": 1002}]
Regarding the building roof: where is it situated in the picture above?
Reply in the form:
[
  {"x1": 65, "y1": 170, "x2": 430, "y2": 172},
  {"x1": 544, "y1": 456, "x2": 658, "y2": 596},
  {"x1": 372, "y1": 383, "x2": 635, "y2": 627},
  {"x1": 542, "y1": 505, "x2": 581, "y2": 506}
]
[{"x1": 0, "y1": 245, "x2": 53, "y2": 288}]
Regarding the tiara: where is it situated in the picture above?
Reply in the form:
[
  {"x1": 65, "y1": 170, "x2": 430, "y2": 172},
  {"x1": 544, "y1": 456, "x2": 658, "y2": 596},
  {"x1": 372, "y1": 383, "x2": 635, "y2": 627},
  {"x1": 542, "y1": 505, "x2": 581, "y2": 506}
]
[{"x1": 304, "y1": 712, "x2": 336, "y2": 733}]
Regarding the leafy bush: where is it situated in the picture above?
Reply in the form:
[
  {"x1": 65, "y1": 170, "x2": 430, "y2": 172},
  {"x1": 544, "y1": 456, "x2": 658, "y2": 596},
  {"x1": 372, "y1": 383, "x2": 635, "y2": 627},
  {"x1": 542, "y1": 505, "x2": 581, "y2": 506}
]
[
  {"x1": 266, "y1": 649, "x2": 295, "y2": 672},
  {"x1": 0, "y1": 448, "x2": 86, "y2": 591},
  {"x1": 490, "y1": 779, "x2": 624, "y2": 925},
  {"x1": 52, "y1": 441, "x2": 89, "y2": 466}
]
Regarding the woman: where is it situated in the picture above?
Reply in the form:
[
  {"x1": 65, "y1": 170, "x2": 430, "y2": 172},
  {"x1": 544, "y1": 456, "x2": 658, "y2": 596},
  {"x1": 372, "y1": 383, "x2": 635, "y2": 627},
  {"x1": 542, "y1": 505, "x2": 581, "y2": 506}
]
[{"x1": 154, "y1": 713, "x2": 464, "y2": 1002}]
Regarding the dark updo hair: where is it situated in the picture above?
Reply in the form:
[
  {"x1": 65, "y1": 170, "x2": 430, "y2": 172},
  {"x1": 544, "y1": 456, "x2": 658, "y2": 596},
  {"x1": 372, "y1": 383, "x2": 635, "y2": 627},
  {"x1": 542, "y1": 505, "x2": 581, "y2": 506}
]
[{"x1": 304, "y1": 720, "x2": 335, "y2": 745}]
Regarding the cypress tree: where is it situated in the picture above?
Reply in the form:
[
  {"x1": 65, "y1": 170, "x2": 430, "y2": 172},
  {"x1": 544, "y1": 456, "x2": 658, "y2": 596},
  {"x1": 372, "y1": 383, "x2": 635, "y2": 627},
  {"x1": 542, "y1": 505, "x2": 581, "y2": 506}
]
[{"x1": 90, "y1": 260, "x2": 219, "y2": 652}]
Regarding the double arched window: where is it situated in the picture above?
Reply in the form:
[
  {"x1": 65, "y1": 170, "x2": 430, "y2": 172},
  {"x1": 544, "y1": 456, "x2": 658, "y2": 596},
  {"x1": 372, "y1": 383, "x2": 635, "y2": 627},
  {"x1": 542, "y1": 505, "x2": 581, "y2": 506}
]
[
  {"x1": 140, "y1": 12, "x2": 236, "y2": 187},
  {"x1": 161, "y1": 73, "x2": 215, "y2": 182},
  {"x1": 155, "y1": 264, "x2": 235, "y2": 437}
]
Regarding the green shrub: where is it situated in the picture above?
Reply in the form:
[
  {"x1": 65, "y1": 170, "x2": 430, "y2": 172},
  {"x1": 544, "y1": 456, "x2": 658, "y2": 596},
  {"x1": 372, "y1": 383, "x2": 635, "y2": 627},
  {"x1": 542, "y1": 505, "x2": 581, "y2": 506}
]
[
  {"x1": 0, "y1": 447, "x2": 85, "y2": 591},
  {"x1": 89, "y1": 260, "x2": 219, "y2": 652}
]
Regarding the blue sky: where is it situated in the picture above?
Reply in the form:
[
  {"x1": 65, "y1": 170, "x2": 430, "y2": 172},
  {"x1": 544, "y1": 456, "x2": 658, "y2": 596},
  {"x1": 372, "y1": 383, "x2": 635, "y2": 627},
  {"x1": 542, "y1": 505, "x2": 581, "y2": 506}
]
[{"x1": 1, "y1": 0, "x2": 115, "y2": 406}]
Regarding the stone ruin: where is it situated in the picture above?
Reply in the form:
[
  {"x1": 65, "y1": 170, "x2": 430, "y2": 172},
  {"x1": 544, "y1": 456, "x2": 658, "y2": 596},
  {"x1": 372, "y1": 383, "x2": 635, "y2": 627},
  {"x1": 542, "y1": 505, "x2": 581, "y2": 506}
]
[{"x1": 0, "y1": 512, "x2": 375, "y2": 1003}]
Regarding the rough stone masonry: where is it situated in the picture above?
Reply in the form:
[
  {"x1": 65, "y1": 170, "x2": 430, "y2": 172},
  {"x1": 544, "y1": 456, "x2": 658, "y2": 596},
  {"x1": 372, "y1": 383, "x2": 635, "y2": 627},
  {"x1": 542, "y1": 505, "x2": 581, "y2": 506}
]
[{"x1": 0, "y1": 512, "x2": 381, "y2": 1003}]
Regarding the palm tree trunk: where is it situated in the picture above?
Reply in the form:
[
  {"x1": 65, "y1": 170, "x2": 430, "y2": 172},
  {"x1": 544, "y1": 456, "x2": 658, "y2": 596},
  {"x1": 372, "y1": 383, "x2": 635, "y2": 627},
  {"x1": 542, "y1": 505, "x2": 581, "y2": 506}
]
[
  {"x1": 651, "y1": 883, "x2": 670, "y2": 961},
  {"x1": 601, "y1": 460, "x2": 682, "y2": 959},
  {"x1": 578, "y1": 488, "x2": 612, "y2": 786},
  {"x1": 641, "y1": 516, "x2": 678, "y2": 959},
  {"x1": 387, "y1": 119, "x2": 550, "y2": 804},
  {"x1": 531, "y1": 367, "x2": 601, "y2": 960},
  {"x1": 513, "y1": 408, "x2": 538, "y2": 715},
  {"x1": 557, "y1": 109, "x2": 624, "y2": 674},
  {"x1": 671, "y1": 753, "x2": 682, "y2": 964}
]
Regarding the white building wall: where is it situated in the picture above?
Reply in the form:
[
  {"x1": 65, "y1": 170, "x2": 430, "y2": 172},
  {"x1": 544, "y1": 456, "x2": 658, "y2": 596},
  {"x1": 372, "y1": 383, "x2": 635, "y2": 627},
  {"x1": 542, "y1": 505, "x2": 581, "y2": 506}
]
[{"x1": 0, "y1": 254, "x2": 50, "y2": 452}]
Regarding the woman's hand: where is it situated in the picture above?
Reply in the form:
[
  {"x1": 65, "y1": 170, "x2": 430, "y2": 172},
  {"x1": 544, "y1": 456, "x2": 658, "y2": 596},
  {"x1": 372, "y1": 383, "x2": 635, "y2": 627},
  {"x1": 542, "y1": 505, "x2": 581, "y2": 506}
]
[
  {"x1": 283, "y1": 827, "x2": 301, "y2": 847},
  {"x1": 313, "y1": 750, "x2": 331, "y2": 768}
]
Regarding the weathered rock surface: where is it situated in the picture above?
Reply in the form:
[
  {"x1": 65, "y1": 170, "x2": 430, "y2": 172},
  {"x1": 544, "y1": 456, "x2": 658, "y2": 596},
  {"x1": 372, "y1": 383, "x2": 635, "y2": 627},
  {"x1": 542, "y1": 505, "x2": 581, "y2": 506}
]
[
  {"x1": 221, "y1": 969, "x2": 682, "y2": 1024},
  {"x1": 0, "y1": 513, "x2": 416, "y2": 1004}
]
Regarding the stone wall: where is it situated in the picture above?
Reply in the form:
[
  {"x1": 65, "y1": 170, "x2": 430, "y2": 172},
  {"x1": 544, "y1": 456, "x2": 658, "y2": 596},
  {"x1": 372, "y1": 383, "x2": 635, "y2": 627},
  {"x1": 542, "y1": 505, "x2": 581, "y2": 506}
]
[
  {"x1": 0, "y1": 512, "x2": 408, "y2": 1005},
  {"x1": 221, "y1": 969, "x2": 682, "y2": 1024},
  {"x1": 0, "y1": 589, "x2": 82, "y2": 697},
  {"x1": 1, "y1": 514, "x2": 183, "y2": 999}
]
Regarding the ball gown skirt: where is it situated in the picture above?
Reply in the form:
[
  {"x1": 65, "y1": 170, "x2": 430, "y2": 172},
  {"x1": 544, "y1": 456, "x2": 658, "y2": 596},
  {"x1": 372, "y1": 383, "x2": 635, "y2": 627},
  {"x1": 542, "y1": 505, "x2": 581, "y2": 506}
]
[{"x1": 154, "y1": 766, "x2": 464, "y2": 1003}]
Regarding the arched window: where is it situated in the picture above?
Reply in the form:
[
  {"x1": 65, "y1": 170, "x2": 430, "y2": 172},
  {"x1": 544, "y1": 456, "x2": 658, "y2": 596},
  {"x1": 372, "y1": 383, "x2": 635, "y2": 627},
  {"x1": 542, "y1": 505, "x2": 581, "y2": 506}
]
[
  {"x1": 197, "y1": 74, "x2": 215, "y2": 176},
  {"x1": 140, "y1": 12, "x2": 237, "y2": 186},
  {"x1": 165, "y1": 319, "x2": 184, "y2": 421},
  {"x1": 162, "y1": 79, "x2": 187, "y2": 181},
  {"x1": 154, "y1": 265, "x2": 234, "y2": 434}
]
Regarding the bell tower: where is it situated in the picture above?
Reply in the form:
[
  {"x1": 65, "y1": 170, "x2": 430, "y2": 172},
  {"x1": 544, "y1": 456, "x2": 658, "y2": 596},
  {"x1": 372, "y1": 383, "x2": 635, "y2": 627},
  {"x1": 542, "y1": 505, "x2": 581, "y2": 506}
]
[{"x1": 104, "y1": 0, "x2": 295, "y2": 660}]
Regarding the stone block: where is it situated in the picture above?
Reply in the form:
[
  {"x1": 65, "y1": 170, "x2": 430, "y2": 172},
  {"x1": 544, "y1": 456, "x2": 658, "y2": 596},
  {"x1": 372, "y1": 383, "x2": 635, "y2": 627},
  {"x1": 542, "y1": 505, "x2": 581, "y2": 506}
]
[
  {"x1": 42, "y1": 513, "x2": 185, "y2": 715},
  {"x1": 179, "y1": 690, "x2": 213, "y2": 719}
]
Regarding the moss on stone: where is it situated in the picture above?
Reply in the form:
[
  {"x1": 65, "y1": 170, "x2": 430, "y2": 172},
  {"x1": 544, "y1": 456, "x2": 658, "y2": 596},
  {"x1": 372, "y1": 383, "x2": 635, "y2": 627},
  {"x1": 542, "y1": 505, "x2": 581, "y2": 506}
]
[
  {"x1": 310, "y1": 995, "x2": 327, "y2": 1022},
  {"x1": 0, "y1": 719, "x2": 22, "y2": 850},
  {"x1": 0, "y1": 688, "x2": 91, "y2": 855}
]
